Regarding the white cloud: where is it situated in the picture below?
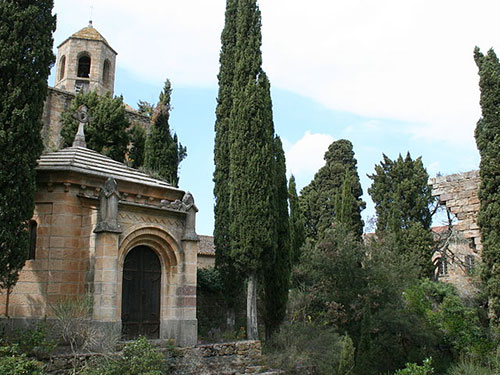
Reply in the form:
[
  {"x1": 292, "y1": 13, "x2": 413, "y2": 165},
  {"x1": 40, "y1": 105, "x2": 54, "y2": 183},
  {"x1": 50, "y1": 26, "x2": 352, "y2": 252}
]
[
  {"x1": 52, "y1": 0, "x2": 500, "y2": 146},
  {"x1": 284, "y1": 131, "x2": 334, "y2": 178}
]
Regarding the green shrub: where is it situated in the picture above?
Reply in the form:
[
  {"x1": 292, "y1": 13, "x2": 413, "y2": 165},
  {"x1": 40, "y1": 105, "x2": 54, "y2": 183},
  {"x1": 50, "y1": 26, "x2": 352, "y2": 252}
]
[
  {"x1": 0, "y1": 344, "x2": 46, "y2": 375},
  {"x1": 446, "y1": 360, "x2": 494, "y2": 375},
  {"x1": 13, "y1": 322, "x2": 57, "y2": 359},
  {"x1": 80, "y1": 337, "x2": 166, "y2": 375},
  {"x1": 264, "y1": 321, "x2": 342, "y2": 375},
  {"x1": 394, "y1": 358, "x2": 434, "y2": 375}
]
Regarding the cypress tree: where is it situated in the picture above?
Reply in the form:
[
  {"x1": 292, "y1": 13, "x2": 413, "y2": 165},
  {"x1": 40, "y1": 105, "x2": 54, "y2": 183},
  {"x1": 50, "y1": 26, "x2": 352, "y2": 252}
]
[
  {"x1": 61, "y1": 91, "x2": 130, "y2": 162},
  {"x1": 288, "y1": 175, "x2": 305, "y2": 264},
  {"x1": 128, "y1": 124, "x2": 146, "y2": 168},
  {"x1": 228, "y1": 0, "x2": 276, "y2": 339},
  {"x1": 367, "y1": 153, "x2": 434, "y2": 277},
  {"x1": 214, "y1": 0, "x2": 242, "y2": 329},
  {"x1": 299, "y1": 139, "x2": 365, "y2": 241},
  {"x1": 144, "y1": 79, "x2": 187, "y2": 187},
  {"x1": 263, "y1": 136, "x2": 291, "y2": 339},
  {"x1": 474, "y1": 47, "x2": 500, "y2": 330},
  {"x1": 0, "y1": 0, "x2": 55, "y2": 313}
]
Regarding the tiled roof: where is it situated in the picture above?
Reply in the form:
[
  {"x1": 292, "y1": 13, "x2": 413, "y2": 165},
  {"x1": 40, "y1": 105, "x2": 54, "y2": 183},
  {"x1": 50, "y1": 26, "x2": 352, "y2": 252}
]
[
  {"x1": 37, "y1": 146, "x2": 176, "y2": 190},
  {"x1": 71, "y1": 25, "x2": 108, "y2": 44},
  {"x1": 58, "y1": 23, "x2": 117, "y2": 54},
  {"x1": 198, "y1": 235, "x2": 215, "y2": 256}
]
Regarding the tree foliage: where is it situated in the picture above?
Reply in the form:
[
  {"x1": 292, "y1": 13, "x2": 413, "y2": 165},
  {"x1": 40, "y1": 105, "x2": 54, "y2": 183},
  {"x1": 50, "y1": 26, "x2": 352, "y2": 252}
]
[
  {"x1": 214, "y1": 0, "x2": 243, "y2": 313},
  {"x1": 61, "y1": 91, "x2": 130, "y2": 162},
  {"x1": 368, "y1": 153, "x2": 434, "y2": 277},
  {"x1": 0, "y1": 0, "x2": 55, "y2": 298},
  {"x1": 263, "y1": 136, "x2": 291, "y2": 338},
  {"x1": 474, "y1": 47, "x2": 500, "y2": 331},
  {"x1": 128, "y1": 124, "x2": 146, "y2": 169},
  {"x1": 288, "y1": 175, "x2": 305, "y2": 264},
  {"x1": 299, "y1": 139, "x2": 365, "y2": 241},
  {"x1": 144, "y1": 80, "x2": 187, "y2": 187}
]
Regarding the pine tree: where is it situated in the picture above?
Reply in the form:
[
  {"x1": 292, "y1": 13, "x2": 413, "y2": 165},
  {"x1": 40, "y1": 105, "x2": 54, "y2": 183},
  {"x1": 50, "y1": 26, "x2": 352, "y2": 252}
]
[
  {"x1": 144, "y1": 80, "x2": 187, "y2": 187},
  {"x1": 474, "y1": 47, "x2": 500, "y2": 330},
  {"x1": 367, "y1": 153, "x2": 434, "y2": 277},
  {"x1": 213, "y1": 0, "x2": 242, "y2": 330},
  {"x1": 0, "y1": 0, "x2": 55, "y2": 313},
  {"x1": 263, "y1": 136, "x2": 291, "y2": 339},
  {"x1": 299, "y1": 139, "x2": 365, "y2": 241},
  {"x1": 61, "y1": 91, "x2": 130, "y2": 162},
  {"x1": 288, "y1": 175, "x2": 305, "y2": 263}
]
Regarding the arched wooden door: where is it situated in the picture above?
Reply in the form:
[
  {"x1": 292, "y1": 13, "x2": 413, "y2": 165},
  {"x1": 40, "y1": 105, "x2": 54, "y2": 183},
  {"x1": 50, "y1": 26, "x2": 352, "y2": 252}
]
[{"x1": 121, "y1": 246, "x2": 161, "y2": 339}]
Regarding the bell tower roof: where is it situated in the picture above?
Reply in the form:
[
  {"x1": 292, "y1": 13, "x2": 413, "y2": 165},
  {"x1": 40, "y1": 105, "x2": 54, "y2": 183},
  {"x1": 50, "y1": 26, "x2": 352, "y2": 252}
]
[{"x1": 58, "y1": 21, "x2": 117, "y2": 55}]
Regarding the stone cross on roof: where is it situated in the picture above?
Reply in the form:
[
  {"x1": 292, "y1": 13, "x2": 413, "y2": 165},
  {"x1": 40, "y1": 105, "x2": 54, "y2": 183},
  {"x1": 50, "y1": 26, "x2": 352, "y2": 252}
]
[{"x1": 72, "y1": 105, "x2": 90, "y2": 148}]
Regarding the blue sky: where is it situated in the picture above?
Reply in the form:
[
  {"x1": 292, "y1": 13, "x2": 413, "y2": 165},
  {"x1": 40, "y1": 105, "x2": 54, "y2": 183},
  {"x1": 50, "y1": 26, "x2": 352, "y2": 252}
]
[{"x1": 50, "y1": 0, "x2": 498, "y2": 235}]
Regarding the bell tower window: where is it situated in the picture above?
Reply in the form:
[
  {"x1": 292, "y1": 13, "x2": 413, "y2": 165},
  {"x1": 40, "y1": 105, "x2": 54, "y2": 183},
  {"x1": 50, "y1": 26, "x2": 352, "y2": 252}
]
[
  {"x1": 58, "y1": 55, "x2": 66, "y2": 81},
  {"x1": 103, "y1": 59, "x2": 111, "y2": 87},
  {"x1": 77, "y1": 55, "x2": 91, "y2": 78}
]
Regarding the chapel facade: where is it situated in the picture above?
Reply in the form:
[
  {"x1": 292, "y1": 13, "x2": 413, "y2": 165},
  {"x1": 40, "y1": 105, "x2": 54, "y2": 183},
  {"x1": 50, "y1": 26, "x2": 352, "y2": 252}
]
[{"x1": 1, "y1": 23, "x2": 199, "y2": 346}]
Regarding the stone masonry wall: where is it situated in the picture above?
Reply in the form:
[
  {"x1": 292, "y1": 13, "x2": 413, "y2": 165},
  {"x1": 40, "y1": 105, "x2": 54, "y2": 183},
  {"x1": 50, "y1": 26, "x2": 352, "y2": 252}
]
[
  {"x1": 430, "y1": 170, "x2": 481, "y2": 252},
  {"x1": 45, "y1": 340, "x2": 279, "y2": 375},
  {"x1": 430, "y1": 171, "x2": 481, "y2": 296}
]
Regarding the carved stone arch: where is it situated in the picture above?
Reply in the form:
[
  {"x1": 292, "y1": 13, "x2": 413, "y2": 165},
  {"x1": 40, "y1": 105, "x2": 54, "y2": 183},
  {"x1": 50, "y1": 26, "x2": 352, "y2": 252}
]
[
  {"x1": 117, "y1": 225, "x2": 183, "y2": 338},
  {"x1": 119, "y1": 225, "x2": 182, "y2": 268}
]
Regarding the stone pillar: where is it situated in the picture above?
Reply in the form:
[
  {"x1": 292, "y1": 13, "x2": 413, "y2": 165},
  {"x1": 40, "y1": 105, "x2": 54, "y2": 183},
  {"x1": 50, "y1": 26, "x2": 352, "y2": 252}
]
[{"x1": 92, "y1": 178, "x2": 122, "y2": 333}]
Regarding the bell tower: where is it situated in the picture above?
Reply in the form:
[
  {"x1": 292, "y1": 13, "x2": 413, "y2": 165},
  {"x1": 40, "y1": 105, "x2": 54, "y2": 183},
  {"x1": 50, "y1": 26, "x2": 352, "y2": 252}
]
[{"x1": 54, "y1": 21, "x2": 117, "y2": 95}]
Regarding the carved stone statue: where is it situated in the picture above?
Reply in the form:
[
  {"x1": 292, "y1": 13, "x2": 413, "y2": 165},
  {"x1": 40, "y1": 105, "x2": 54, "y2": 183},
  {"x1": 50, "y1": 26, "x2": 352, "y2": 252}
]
[{"x1": 94, "y1": 177, "x2": 122, "y2": 233}]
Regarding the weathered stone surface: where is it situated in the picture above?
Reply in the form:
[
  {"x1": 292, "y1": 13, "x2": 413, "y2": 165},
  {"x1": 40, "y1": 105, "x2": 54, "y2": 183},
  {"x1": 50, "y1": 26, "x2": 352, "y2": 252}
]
[{"x1": 44, "y1": 340, "x2": 282, "y2": 375}]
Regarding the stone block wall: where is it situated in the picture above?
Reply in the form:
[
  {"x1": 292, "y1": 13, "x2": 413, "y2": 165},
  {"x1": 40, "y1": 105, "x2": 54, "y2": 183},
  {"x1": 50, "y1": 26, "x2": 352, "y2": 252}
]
[
  {"x1": 430, "y1": 171, "x2": 481, "y2": 296},
  {"x1": 430, "y1": 170, "x2": 481, "y2": 252},
  {"x1": 45, "y1": 340, "x2": 274, "y2": 375}
]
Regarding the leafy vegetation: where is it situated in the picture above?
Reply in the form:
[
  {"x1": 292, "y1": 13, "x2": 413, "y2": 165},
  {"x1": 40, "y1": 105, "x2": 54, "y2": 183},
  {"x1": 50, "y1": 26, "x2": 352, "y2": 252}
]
[{"x1": 61, "y1": 91, "x2": 130, "y2": 161}]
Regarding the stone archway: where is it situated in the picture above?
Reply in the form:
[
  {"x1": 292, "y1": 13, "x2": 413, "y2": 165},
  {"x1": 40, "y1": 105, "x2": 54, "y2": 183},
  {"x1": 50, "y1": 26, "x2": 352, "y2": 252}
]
[{"x1": 121, "y1": 245, "x2": 161, "y2": 339}]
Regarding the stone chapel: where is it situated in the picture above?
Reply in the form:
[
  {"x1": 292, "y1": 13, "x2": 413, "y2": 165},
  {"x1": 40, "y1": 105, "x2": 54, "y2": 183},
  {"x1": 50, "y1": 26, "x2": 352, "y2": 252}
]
[{"x1": 1, "y1": 23, "x2": 199, "y2": 346}]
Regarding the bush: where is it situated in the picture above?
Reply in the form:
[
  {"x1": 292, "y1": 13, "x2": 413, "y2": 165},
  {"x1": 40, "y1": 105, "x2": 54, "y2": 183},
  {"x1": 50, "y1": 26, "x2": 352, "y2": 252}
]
[
  {"x1": 446, "y1": 360, "x2": 494, "y2": 375},
  {"x1": 264, "y1": 321, "x2": 342, "y2": 375},
  {"x1": 394, "y1": 358, "x2": 434, "y2": 375},
  {"x1": 80, "y1": 337, "x2": 166, "y2": 375},
  {"x1": 0, "y1": 344, "x2": 46, "y2": 375},
  {"x1": 12, "y1": 321, "x2": 57, "y2": 359}
]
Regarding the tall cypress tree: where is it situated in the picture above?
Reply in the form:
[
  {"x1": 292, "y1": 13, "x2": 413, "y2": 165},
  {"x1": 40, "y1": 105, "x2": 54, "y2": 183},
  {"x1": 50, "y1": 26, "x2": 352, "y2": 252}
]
[
  {"x1": 288, "y1": 175, "x2": 305, "y2": 264},
  {"x1": 299, "y1": 139, "x2": 365, "y2": 241},
  {"x1": 213, "y1": 0, "x2": 241, "y2": 330},
  {"x1": 0, "y1": 0, "x2": 55, "y2": 313},
  {"x1": 144, "y1": 79, "x2": 186, "y2": 187},
  {"x1": 227, "y1": 0, "x2": 276, "y2": 339},
  {"x1": 474, "y1": 47, "x2": 500, "y2": 330},
  {"x1": 367, "y1": 153, "x2": 434, "y2": 277},
  {"x1": 263, "y1": 136, "x2": 291, "y2": 339}
]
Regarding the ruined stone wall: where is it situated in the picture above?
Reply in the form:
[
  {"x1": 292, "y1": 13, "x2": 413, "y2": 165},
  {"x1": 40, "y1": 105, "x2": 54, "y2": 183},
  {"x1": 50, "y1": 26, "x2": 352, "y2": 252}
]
[
  {"x1": 430, "y1": 170, "x2": 481, "y2": 252},
  {"x1": 430, "y1": 171, "x2": 481, "y2": 296}
]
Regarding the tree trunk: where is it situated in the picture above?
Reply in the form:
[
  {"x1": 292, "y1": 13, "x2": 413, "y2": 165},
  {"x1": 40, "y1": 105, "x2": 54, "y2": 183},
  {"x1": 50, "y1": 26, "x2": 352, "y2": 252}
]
[
  {"x1": 247, "y1": 273, "x2": 258, "y2": 340},
  {"x1": 5, "y1": 287, "x2": 11, "y2": 318},
  {"x1": 226, "y1": 307, "x2": 236, "y2": 331}
]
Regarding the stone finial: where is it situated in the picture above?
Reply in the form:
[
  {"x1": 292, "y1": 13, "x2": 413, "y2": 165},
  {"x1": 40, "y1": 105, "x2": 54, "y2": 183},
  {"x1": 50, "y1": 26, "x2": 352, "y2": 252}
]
[
  {"x1": 94, "y1": 177, "x2": 122, "y2": 233},
  {"x1": 72, "y1": 105, "x2": 90, "y2": 148}
]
